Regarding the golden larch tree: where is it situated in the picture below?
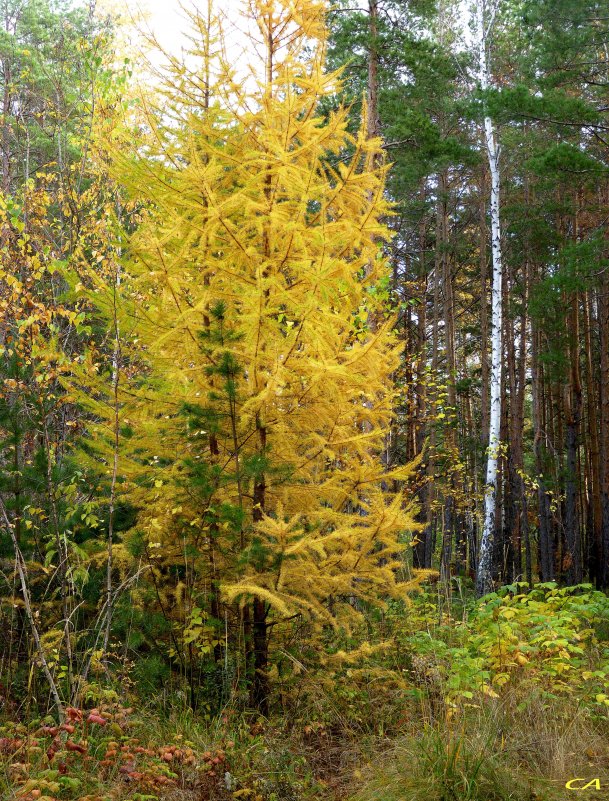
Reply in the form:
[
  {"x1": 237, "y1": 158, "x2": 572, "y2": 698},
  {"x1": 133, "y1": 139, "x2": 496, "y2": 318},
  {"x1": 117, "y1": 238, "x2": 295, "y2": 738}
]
[{"x1": 94, "y1": 0, "x2": 422, "y2": 712}]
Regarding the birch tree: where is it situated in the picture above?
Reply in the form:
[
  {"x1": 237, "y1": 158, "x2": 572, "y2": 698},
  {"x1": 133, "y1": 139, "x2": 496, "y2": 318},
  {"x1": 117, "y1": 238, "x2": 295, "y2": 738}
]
[{"x1": 475, "y1": 0, "x2": 503, "y2": 597}]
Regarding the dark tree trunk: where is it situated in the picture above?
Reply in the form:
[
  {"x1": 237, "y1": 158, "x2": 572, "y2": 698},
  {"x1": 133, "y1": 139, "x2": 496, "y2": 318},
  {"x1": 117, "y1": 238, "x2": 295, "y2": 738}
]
[
  {"x1": 531, "y1": 322, "x2": 554, "y2": 580},
  {"x1": 249, "y1": 419, "x2": 270, "y2": 714},
  {"x1": 599, "y1": 262, "x2": 609, "y2": 587}
]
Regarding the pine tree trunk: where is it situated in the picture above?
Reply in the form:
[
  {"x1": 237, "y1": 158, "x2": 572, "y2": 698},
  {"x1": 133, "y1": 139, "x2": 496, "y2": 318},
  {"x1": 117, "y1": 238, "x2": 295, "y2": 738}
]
[
  {"x1": 439, "y1": 170, "x2": 456, "y2": 580},
  {"x1": 599, "y1": 263, "x2": 609, "y2": 587},
  {"x1": 506, "y1": 309, "x2": 521, "y2": 582},
  {"x1": 531, "y1": 320, "x2": 554, "y2": 580},
  {"x1": 583, "y1": 290, "x2": 601, "y2": 583},
  {"x1": 414, "y1": 182, "x2": 431, "y2": 568},
  {"x1": 424, "y1": 175, "x2": 442, "y2": 571},
  {"x1": 564, "y1": 291, "x2": 583, "y2": 584},
  {"x1": 367, "y1": 0, "x2": 380, "y2": 143},
  {"x1": 519, "y1": 273, "x2": 532, "y2": 586}
]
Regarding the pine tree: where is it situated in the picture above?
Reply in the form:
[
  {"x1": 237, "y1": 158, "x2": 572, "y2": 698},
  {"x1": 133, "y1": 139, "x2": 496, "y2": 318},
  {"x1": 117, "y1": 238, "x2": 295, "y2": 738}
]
[{"x1": 98, "y1": 0, "x2": 422, "y2": 711}]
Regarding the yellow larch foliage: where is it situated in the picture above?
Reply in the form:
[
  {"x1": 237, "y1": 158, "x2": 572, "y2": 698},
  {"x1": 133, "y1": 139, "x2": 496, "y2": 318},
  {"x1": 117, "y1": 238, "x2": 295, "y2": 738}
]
[{"x1": 84, "y1": 0, "x2": 423, "y2": 706}]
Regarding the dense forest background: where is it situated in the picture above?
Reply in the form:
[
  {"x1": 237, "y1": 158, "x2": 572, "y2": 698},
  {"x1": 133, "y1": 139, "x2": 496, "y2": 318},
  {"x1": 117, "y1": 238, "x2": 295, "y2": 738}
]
[
  {"x1": 327, "y1": 0, "x2": 609, "y2": 592},
  {"x1": 2, "y1": 0, "x2": 609, "y2": 800}
]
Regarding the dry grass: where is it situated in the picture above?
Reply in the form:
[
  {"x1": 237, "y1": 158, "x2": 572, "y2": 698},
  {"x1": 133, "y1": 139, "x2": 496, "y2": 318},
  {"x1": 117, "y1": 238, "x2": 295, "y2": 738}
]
[{"x1": 346, "y1": 693, "x2": 609, "y2": 801}]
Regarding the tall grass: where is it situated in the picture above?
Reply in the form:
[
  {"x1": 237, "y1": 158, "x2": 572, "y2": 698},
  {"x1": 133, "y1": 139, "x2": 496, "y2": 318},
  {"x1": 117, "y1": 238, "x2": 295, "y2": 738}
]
[{"x1": 349, "y1": 693, "x2": 609, "y2": 801}]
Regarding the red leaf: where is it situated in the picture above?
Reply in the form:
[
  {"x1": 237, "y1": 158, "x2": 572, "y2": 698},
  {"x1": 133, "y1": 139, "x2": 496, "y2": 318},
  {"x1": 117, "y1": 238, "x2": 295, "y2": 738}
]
[
  {"x1": 0, "y1": 737, "x2": 22, "y2": 754},
  {"x1": 39, "y1": 726, "x2": 59, "y2": 736},
  {"x1": 87, "y1": 713, "x2": 107, "y2": 726},
  {"x1": 65, "y1": 740, "x2": 87, "y2": 754}
]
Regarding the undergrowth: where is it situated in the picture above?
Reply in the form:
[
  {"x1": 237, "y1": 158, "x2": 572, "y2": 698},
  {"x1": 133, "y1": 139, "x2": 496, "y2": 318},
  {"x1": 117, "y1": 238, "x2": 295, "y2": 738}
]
[{"x1": 3, "y1": 583, "x2": 609, "y2": 801}]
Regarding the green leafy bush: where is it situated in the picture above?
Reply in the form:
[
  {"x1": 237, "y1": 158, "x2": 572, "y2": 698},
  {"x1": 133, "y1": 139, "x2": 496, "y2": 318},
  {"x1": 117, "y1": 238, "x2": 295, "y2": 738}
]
[{"x1": 404, "y1": 583, "x2": 609, "y2": 710}]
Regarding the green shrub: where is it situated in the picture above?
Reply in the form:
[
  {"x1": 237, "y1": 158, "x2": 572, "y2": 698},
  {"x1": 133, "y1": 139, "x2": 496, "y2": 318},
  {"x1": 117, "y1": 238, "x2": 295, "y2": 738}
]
[{"x1": 403, "y1": 583, "x2": 609, "y2": 711}]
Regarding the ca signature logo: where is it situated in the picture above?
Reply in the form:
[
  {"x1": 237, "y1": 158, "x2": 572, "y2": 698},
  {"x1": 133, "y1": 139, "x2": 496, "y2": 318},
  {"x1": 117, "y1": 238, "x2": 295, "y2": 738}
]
[{"x1": 566, "y1": 779, "x2": 603, "y2": 790}]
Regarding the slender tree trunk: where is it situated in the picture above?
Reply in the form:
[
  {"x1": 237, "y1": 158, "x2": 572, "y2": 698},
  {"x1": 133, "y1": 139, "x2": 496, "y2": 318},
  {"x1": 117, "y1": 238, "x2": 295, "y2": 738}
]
[
  {"x1": 1, "y1": 11, "x2": 12, "y2": 194},
  {"x1": 43, "y1": 423, "x2": 75, "y2": 698},
  {"x1": 599, "y1": 258, "x2": 609, "y2": 587},
  {"x1": 438, "y1": 170, "x2": 456, "y2": 580},
  {"x1": 479, "y1": 165, "x2": 490, "y2": 451},
  {"x1": 531, "y1": 319, "x2": 554, "y2": 580},
  {"x1": 1, "y1": 498, "x2": 64, "y2": 719},
  {"x1": 102, "y1": 260, "x2": 121, "y2": 664},
  {"x1": 495, "y1": 352, "x2": 509, "y2": 581},
  {"x1": 564, "y1": 292, "x2": 583, "y2": 584},
  {"x1": 197, "y1": 19, "x2": 224, "y2": 669},
  {"x1": 367, "y1": 0, "x2": 380, "y2": 144},
  {"x1": 414, "y1": 182, "x2": 431, "y2": 568},
  {"x1": 583, "y1": 290, "x2": 601, "y2": 583},
  {"x1": 519, "y1": 276, "x2": 532, "y2": 586},
  {"x1": 506, "y1": 310, "x2": 521, "y2": 582},
  {"x1": 475, "y1": 0, "x2": 504, "y2": 597},
  {"x1": 250, "y1": 417, "x2": 269, "y2": 715},
  {"x1": 425, "y1": 182, "x2": 442, "y2": 571}
]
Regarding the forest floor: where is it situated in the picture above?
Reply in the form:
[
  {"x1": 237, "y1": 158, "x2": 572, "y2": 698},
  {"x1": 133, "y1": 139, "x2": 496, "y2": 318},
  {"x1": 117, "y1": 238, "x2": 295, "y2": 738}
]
[
  {"x1": 2, "y1": 700, "x2": 609, "y2": 801},
  {"x1": 4, "y1": 583, "x2": 609, "y2": 801}
]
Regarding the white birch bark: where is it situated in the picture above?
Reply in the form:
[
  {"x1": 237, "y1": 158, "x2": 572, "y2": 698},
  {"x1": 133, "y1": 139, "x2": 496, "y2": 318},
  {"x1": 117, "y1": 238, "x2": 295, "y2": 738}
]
[{"x1": 475, "y1": 0, "x2": 503, "y2": 597}]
